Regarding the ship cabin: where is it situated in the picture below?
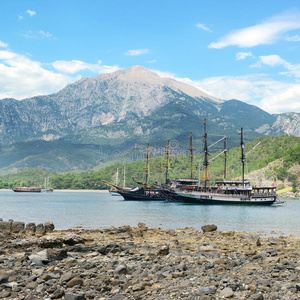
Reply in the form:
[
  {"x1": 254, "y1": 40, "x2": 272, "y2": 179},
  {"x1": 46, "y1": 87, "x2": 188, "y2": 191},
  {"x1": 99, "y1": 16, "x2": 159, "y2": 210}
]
[
  {"x1": 252, "y1": 186, "x2": 276, "y2": 196},
  {"x1": 215, "y1": 180, "x2": 252, "y2": 197},
  {"x1": 172, "y1": 179, "x2": 219, "y2": 192}
]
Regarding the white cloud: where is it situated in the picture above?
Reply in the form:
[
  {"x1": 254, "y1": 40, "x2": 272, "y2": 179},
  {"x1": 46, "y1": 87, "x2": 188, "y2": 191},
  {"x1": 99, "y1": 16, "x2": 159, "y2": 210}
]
[
  {"x1": 27, "y1": 10, "x2": 36, "y2": 17},
  {"x1": 0, "y1": 50, "x2": 74, "y2": 99},
  {"x1": 148, "y1": 60, "x2": 157, "y2": 63},
  {"x1": 182, "y1": 75, "x2": 300, "y2": 113},
  {"x1": 18, "y1": 15, "x2": 23, "y2": 20},
  {"x1": 38, "y1": 30, "x2": 53, "y2": 38},
  {"x1": 51, "y1": 60, "x2": 119, "y2": 74},
  {"x1": 21, "y1": 30, "x2": 54, "y2": 39},
  {"x1": 256, "y1": 54, "x2": 300, "y2": 78},
  {"x1": 0, "y1": 41, "x2": 8, "y2": 48},
  {"x1": 125, "y1": 49, "x2": 149, "y2": 56},
  {"x1": 196, "y1": 23, "x2": 211, "y2": 32},
  {"x1": 286, "y1": 35, "x2": 300, "y2": 42},
  {"x1": 0, "y1": 51, "x2": 121, "y2": 100},
  {"x1": 236, "y1": 52, "x2": 254, "y2": 60},
  {"x1": 209, "y1": 11, "x2": 300, "y2": 48},
  {"x1": 151, "y1": 69, "x2": 299, "y2": 113}
]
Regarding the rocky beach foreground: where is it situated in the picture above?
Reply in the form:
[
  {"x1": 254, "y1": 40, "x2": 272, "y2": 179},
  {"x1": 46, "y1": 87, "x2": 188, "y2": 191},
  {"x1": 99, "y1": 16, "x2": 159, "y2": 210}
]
[{"x1": 0, "y1": 219, "x2": 299, "y2": 300}]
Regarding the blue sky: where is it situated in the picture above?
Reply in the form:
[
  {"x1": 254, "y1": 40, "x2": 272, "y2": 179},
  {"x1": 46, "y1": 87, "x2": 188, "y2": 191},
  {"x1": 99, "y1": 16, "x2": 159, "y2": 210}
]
[{"x1": 1, "y1": 0, "x2": 300, "y2": 113}]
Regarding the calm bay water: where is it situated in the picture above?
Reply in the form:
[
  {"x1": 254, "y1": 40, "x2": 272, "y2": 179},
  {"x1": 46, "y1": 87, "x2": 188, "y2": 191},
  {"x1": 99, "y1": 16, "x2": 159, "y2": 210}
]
[{"x1": 0, "y1": 191, "x2": 299, "y2": 236}]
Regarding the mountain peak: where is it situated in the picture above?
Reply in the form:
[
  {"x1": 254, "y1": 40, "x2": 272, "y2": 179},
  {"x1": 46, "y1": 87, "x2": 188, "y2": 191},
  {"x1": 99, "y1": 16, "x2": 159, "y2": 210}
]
[{"x1": 115, "y1": 65, "x2": 160, "y2": 82}]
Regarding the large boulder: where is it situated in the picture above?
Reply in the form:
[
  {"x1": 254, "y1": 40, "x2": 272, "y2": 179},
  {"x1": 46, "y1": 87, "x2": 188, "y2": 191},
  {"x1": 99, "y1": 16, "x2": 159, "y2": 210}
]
[
  {"x1": 44, "y1": 221, "x2": 55, "y2": 233},
  {"x1": 25, "y1": 223, "x2": 36, "y2": 235},
  {"x1": 201, "y1": 224, "x2": 218, "y2": 233},
  {"x1": 0, "y1": 221, "x2": 12, "y2": 234},
  {"x1": 11, "y1": 221, "x2": 25, "y2": 233}
]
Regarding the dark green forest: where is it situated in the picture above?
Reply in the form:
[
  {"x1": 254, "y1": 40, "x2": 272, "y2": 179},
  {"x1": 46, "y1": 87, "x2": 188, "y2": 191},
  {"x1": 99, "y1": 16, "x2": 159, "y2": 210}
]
[{"x1": 0, "y1": 135, "x2": 299, "y2": 191}]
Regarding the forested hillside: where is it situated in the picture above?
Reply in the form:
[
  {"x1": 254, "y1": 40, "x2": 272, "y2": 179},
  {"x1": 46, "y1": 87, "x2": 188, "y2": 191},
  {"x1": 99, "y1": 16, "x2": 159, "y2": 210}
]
[{"x1": 0, "y1": 135, "x2": 299, "y2": 192}]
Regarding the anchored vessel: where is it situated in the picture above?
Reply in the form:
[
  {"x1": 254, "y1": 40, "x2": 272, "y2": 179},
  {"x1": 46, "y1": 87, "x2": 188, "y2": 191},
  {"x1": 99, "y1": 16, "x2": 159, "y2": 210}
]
[
  {"x1": 13, "y1": 186, "x2": 42, "y2": 193},
  {"x1": 103, "y1": 144, "x2": 166, "y2": 201},
  {"x1": 170, "y1": 120, "x2": 278, "y2": 205}
]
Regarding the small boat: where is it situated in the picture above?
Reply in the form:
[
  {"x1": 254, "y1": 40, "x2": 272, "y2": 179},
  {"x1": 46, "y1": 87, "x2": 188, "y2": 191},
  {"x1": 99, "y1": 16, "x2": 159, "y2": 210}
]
[{"x1": 13, "y1": 186, "x2": 42, "y2": 193}]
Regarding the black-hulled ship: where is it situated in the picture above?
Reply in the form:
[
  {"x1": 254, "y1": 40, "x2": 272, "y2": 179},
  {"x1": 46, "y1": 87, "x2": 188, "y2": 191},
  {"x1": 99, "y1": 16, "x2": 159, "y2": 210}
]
[
  {"x1": 171, "y1": 120, "x2": 278, "y2": 205},
  {"x1": 103, "y1": 144, "x2": 166, "y2": 201}
]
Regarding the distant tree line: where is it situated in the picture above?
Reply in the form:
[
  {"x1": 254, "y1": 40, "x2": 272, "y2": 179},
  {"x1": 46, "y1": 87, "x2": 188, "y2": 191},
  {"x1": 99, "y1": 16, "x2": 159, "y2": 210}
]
[{"x1": 0, "y1": 135, "x2": 299, "y2": 191}]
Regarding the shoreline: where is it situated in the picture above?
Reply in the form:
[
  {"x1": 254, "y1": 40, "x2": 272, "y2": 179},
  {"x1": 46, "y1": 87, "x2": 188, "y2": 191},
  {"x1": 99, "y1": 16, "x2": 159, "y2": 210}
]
[{"x1": 0, "y1": 222, "x2": 299, "y2": 299}]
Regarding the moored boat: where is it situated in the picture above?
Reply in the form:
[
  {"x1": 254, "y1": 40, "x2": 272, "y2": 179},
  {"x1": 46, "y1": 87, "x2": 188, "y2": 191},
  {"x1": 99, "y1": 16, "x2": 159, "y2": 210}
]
[
  {"x1": 176, "y1": 180, "x2": 277, "y2": 205},
  {"x1": 13, "y1": 186, "x2": 42, "y2": 193},
  {"x1": 170, "y1": 120, "x2": 278, "y2": 205},
  {"x1": 103, "y1": 144, "x2": 166, "y2": 201}
]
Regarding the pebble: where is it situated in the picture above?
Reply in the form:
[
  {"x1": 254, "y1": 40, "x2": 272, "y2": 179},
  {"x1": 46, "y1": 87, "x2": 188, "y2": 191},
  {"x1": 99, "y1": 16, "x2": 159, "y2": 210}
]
[{"x1": 0, "y1": 221, "x2": 299, "y2": 299}]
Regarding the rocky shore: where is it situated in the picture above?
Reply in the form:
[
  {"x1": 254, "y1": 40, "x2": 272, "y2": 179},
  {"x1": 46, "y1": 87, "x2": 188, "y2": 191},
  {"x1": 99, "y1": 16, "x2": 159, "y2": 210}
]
[{"x1": 0, "y1": 219, "x2": 299, "y2": 300}]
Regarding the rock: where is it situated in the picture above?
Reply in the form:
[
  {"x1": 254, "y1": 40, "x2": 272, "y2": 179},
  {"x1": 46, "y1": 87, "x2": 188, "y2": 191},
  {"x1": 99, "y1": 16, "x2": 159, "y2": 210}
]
[
  {"x1": 64, "y1": 293, "x2": 85, "y2": 300},
  {"x1": 251, "y1": 293, "x2": 264, "y2": 300},
  {"x1": 0, "y1": 221, "x2": 12, "y2": 233},
  {"x1": 256, "y1": 237, "x2": 262, "y2": 246},
  {"x1": 63, "y1": 234, "x2": 85, "y2": 245},
  {"x1": 11, "y1": 221, "x2": 25, "y2": 233},
  {"x1": 26, "y1": 281, "x2": 38, "y2": 289},
  {"x1": 132, "y1": 282, "x2": 146, "y2": 291},
  {"x1": 197, "y1": 286, "x2": 216, "y2": 295},
  {"x1": 115, "y1": 264, "x2": 127, "y2": 274},
  {"x1": 66, "y1": 277, "x2": 83, "y2": 287},
  {"x1": 201, "y1": 224, "x2": 217, "y2": 233},
  {"x1": 219, "y1": 287, "x2": 234, "y2": 298},
  {"x1": 36, "y1": 223, "x2": 45, "y2": 235},
  {"x1": 25, "y1": 223, "x2": 36, "y2": 235},
  {"x1": 157, "y1": 244, "x2": 169, "y2": 255},
  {"x1": 99, "y1": 243, "x2": 123, "y2": 255},
  {"x1": 44, "y1": 221, "x2": 55, "y2": 232},
  {"x1": 47, "y1": 248, "x2": 68, "y2": 260},
  {"x1": 0, "y1": 270, "x2": 9, "y2": 284},
  {"x1": 61, "y1": 271, "x2": 73, "y2": 282},
  {"x1": 28, "y1": 249, "x2": 49, "y2": 265},
  {"x1": 38, "y1": 236, "x2": 64, "y2": 247},
  {"x1": 138, "y1": 222, "x2": 148, "y2": 231}
]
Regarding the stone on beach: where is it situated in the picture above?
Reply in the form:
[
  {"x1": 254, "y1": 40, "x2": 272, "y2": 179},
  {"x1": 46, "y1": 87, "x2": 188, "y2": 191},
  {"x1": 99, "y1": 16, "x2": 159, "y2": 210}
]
[
  {"x1": 0, "y1": 220, "x2": 299, "y2": 299},
  {"x1": 201, "y1": 224, "x2": 218, "y2": 232}
]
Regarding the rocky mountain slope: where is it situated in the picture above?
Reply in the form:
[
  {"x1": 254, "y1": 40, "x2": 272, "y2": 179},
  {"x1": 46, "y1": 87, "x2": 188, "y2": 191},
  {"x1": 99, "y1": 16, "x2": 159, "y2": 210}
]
[
  {"x1": 0, "y1": 65, "x2": 299, "y2": 172},
  {"x1": 0, "y1": 66, "x2": 221, "y2": 145}
]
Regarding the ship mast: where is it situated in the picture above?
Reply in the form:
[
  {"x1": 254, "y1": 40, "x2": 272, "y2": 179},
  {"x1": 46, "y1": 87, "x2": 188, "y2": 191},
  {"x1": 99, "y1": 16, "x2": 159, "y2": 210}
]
[
  {"x1": 222, "y1": 138, "x2": 228, "y2": 180},
  {"x1": 165, "y1": 140, "x2": 170, "y2": 184},
  {"x1": 202, "y1": 119, "x2": 209, "y2": 191},
  {"x1": 123, "y1": 166, "x2": 126, "y2": 189},
  {"x1": 188, "y1": 132, "x2": 194, "y2": 179},
  {"x1": 240, "y1": 128, "x2": 245, "y2": 187},
  {"x1": 145, "y1": 144, "x2": 150, "y2": 184}
]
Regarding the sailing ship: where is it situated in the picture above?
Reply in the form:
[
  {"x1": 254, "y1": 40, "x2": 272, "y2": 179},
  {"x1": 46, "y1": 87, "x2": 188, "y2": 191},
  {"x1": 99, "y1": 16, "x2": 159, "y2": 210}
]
[
  {"x1": 43, "y1": 177, "x2": 53, "y2": 192},
  {"x1": 103, "y1": 144, "x2": 166, "y2": 201},
  {"x1": 13, "y1": 186, "x2": 42, "y2": 193},
  {"x1": 171, "y1": 119, "x2": 278, "y2": 205}
]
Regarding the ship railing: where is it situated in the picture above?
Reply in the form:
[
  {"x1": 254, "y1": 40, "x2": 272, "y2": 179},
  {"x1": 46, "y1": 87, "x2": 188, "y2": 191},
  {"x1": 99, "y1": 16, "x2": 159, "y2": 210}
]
[
  {"x1": 252, "y1": 192, "x2": 276, "y2": 196},
  {"x1": 181, "y1": 191, "x2": 248, "y2": 198}
]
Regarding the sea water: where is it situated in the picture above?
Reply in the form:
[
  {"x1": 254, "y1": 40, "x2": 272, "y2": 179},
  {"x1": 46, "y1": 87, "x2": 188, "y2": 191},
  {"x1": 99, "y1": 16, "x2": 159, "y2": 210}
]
[{"x1": 0, "y1": 191, "x2": 299, "y2": 236}]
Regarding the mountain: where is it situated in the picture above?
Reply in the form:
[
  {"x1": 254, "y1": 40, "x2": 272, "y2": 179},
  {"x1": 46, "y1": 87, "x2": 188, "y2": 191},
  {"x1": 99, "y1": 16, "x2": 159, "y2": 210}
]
[
  {"x1": 0, "y1": 65, "x2": 299, "y2": 172},
  {"x1": 256, "y1": 112, "x2": 300, "y2": 137},
  {"x1": 0, "y1": 66, "x2": 221, "y2": 145}
]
